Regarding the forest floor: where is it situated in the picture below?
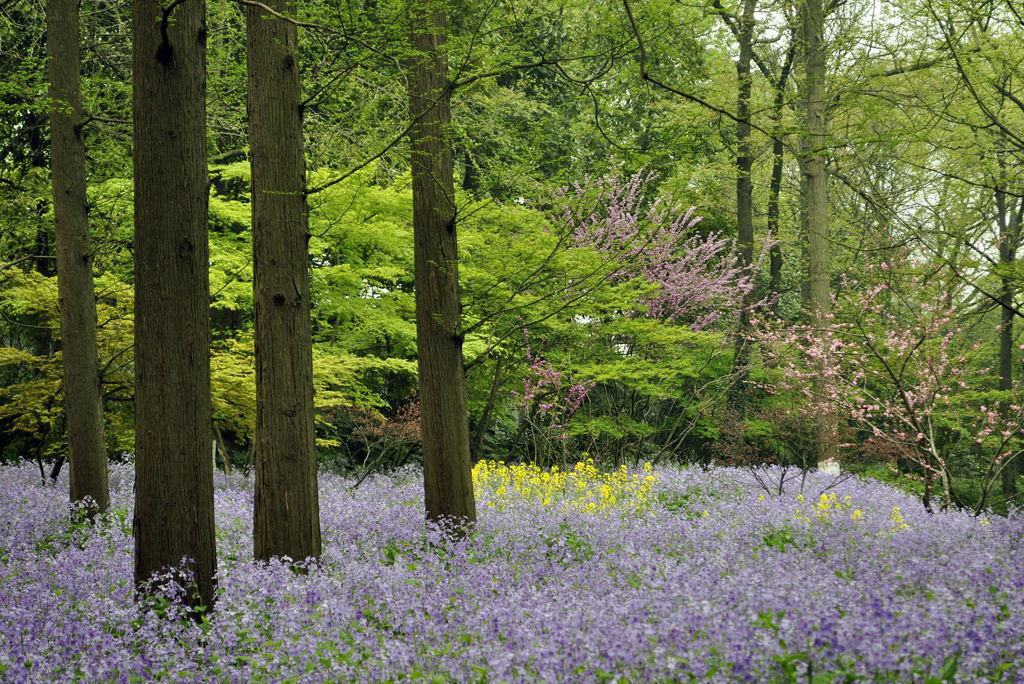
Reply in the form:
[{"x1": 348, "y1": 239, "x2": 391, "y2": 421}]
[{"x1": 0, "y1": 460, "x2": 1021, "y2": 682}]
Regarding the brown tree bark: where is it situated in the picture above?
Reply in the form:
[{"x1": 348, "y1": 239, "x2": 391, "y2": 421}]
[
  {"x1": 407, "y1": 0, "x2": 477, "y2": 532},
  {"x1": 132, "y1": 0, "x2": 217, "y2": 609},
  {"x1": 727, "y1": 0, "x2": 757, "y2": 416},
  {"x1": 799, "y1": 0, "x2": 836, "y2": 467},
  {"x1": 767, "y1": 42, "x2": 795, "y2": 307},
  {"x1": 246, "y1": 0, "x2": 322, "y2": 563},
  {"x1": 996, "y1": 184, "x2": 1022, "y2": 500},
  {"x1": 47, "y1": 0, "x2": 109, "y2": 516},
  {"x1": 734, "y1": 0, "x2": 755, "y2": 274}
]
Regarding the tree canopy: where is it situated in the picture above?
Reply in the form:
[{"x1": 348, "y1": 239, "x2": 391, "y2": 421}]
[{"x1": 0, "y1": 0, "x2": 1023, "y2": 515}]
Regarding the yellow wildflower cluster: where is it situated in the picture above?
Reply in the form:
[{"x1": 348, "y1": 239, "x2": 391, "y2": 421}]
[
  {"x1": 790, "y1": 492, "x2": 911, "y2": 533},
  {"x1": 793, "y1": 492, "x2": 859, "y2": 524},
  {"x1": 889, "y1": 506, "x2": 909, "y2": 530},
  {"x1": 471, "y1": 459, "x2": 658, "y2": 516}
]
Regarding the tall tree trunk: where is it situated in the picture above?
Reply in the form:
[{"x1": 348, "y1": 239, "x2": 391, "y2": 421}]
[
  {"x1": 766, "y1": 135, "x2": 785, "y2": 308},
  {"x1": 767, "y1": 41, "x2": 795, "y2": 307},
  {"x1": 734, "y1": 0, "x2": 755, "y2": 273},
  {"x1": 728, "y1": 0, "x2": 757, "y2": 416},
  {"x1": 997, "y1": 185, "x2": 1022, "y2": 501},
  {"x1": 47, "y1": 0, "x2": 109, "y2": 515},
  {"x1": 247, "y1": 0, "x2": 322, "y2": 564},
  {"x1": 407, "y1": 0, "x2": 477, "y2": 532},
  {"x1": 799, "y1": 0, "x2": 835, "y2": 467},
  {"x1": 132, "y1": 0, "x2": 217, "y2": 609}
]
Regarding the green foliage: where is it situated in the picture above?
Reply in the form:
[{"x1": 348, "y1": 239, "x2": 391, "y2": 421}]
[
  {"x1": 543, "y1": 522, "x2": 595, "y2": 563},
  {"x1": 0, "y1": 167, "x2": 428, "y2": 463},
  {"x1": 0, "y1": 0, "x2": 755, "y2": 474},
  {"x1": 657, "y1": 485, "x2": 713, "y2": 518},
  {"x1": 5, "y1": 0, "x2": 1019, "y2": 491},
  {"x1": 839, "y1": 462, "x2": 925, "y2": 499},
  {"x1": 210, "y1": 336, "x2": 257, "y2": 445},
  {"x1": 0, "y1": 270, "x2": 62, "y2": 461},
  {"x1": 758, "y1": 526, "x2": 802, "y2": 553}
]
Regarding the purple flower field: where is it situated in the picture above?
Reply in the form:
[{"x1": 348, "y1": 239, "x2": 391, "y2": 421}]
[{"x1": 1, "y1": 462, "x2": 1022, "y2": 682}]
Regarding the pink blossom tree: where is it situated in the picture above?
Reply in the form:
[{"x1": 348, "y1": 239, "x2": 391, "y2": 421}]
[
  {"x1": 562, "y1": 172, "x2": 764, "y2": 329},
  {"x1": 755, "y1": 268, "x2": 1024, "y2": 513},
  {"x1": 492, "y1": 172, "x2": 771, "y2": 468},
  {"x1": 512, "y1": 328, "x2": 592, "y2": 467}
]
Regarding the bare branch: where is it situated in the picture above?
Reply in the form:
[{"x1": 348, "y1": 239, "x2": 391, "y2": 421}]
[
  {"x1": 0, "y1": 255, "x2": 55, "y2": 274},
  {"x1": 305, "y1": 118, "x2": 417, "y2": 196},
  {"x1": 232, "y1": 0, "x2": 327, "y2": 31}
]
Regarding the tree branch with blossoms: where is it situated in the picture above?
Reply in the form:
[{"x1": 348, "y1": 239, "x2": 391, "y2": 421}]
[{"x1": 754, "y1": 269, "x2": 1024, "y2": 514}]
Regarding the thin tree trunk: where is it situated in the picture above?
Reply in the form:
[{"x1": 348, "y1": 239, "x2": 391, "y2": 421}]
[
  {"x1": 213, "y1": 422, "x2": 231, "y2": 474},
  {"x1": 997, "y1": 185, "x2": 1021, "y2": 501},
  {"x1": 734, "y1": 0, "x2": 755, "y2": 273},
  {"x1": 462, "y1": 148, "x2": 481, "y2": 194},
  {"x1": 939, "y1": 467, "x2": 954, "y2": 511},
  {"x1": 471, "y1": 359, "x2": 505, "y2": 461},
  {"x1": 801, "y1": 0, "x2": 829, "y2": 323},
  {"x1": 407, "y1": 0, "x2": 477, "y2": 532},
  {"x1": 728, "y1": 0, "x2": 757, "y2": 416},
  {"x1": 799, "y1": 174, "x2": 811, "y2": 310},
  {"x1": 799, "y1": 0, "x2": 836, "y2": 467},
  {"x1": 247, "y1": 0, "x2": 322, "y2": 564},
  {"x1": 47, "y1": 0, "x2": 109, "y2": 516},
  {"x1": 49, "y1": 456, "x2": 65, "y2": 482},
  {"x1": 132, "y1": 0, "x2": 217, "y2": 609},
  {"x1": 767, "y1": 41, "x2": 795, "y2": 306}
]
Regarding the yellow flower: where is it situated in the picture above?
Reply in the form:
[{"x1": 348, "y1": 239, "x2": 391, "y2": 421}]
[
  {"x1": 889, "y1": 506, "x2": 909, "y2": 530},
  {"x1": 471, "y1": 459, "x2": 658, "y2": 516}
]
